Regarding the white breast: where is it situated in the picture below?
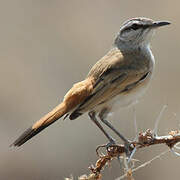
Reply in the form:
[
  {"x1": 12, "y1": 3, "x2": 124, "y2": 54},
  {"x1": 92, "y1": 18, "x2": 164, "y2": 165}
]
[{"x1": 107, "y1": 46, "x2": 155, "y2": 113}]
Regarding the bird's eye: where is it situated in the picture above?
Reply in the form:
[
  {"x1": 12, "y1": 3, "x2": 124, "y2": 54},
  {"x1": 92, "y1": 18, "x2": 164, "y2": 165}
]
[
  {"x1": 120, "y1": 23, "x2": 141, "y2": 35},
  {"x1": 131, "y1": 23, "x2": 139, "y2": 30}
]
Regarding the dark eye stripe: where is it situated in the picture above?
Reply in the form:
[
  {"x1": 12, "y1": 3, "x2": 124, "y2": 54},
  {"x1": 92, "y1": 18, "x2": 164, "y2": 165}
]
[{"x1": 123, "y1": 24, "x2": 149, "y2": 32}]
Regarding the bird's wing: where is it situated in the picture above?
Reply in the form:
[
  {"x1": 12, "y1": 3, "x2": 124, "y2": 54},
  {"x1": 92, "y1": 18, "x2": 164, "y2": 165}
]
[{"x1": 69, "y1": 48, "x2": 150, "y2": 119}]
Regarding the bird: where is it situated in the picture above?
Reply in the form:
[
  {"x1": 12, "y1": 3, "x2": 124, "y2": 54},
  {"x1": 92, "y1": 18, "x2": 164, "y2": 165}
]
[{"x1": 11, "y1": 17, "x2": 170, "y2": 149}]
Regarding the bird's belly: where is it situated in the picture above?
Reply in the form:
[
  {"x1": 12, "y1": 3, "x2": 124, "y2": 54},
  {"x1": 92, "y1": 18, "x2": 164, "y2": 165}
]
[
  {"x1": 110, "y1": 86, "x2": 146, "y2": 110},
  {"x1": 107, "y1": 73, "x2": 153, "y2": 112}
]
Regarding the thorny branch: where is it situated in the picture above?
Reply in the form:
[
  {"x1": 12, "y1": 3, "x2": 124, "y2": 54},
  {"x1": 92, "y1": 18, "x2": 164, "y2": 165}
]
[
  {"x1": 65, "y1": 107, "x2": 180, "y2": 180},
  {"x1": 85, "y1": 129, "x2": 180, "y2": 180}
]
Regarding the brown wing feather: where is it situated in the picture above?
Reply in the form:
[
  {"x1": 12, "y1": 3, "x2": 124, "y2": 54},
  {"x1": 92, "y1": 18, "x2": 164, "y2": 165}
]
[
  {"x1": 70, "y1": 48, "x2": 150, "y2": 118},
  {"x1": 70, "y1": 48, "x2": 126, "y2": 119}
]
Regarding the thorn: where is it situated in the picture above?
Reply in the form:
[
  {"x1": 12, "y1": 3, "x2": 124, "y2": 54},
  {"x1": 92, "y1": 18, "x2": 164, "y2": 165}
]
[
  {"x1": 100, "y1": 152, "x2": 105, "y2": 157},
  {"x1": 170, "y1": 148, "x2": 180, "y2": 157},
  {"x1": 117, "y1": 155, "x2": 123, "y2": 169},
  {"x1": 128, "y1": 147, "x2": 137, "y2": 164},
  {"x1": 131, "y1": 160, "x2": 136, "y2": 169},
  {"x1": 133, "y1": 106, "x2": 138, "y2": 141},
  {"x1": 153, "y1": 105, "x2": 167, "y2": 137},
  {"x1": 123, "y1": 154, "x2": 129, "y2": 171},
  {"x1": 174, "y1": 142, "x2": 180, "y2": 150}
]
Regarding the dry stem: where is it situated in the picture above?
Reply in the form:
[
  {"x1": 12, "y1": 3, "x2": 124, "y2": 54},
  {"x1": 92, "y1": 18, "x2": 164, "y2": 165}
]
[{"x1": 87, "y1": 129, "x2": 180, "y2": 179}]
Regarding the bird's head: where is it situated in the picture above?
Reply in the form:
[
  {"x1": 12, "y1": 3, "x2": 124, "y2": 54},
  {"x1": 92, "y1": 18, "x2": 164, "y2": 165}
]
[{"x1": 115, "y1": 17, "x2": 170, "y2": 50}]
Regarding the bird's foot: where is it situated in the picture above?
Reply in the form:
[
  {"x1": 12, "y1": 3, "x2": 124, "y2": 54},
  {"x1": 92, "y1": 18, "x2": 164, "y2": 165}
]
[
  {"x1": 105, "y1": 138, "x2": 116, "y2": 150},
  {"x1": 96, "y1": 138, "x2": 116, "y2": 157}
]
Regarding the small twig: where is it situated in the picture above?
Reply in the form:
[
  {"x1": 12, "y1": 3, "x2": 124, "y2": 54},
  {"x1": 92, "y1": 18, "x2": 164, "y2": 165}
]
[
  {"x1": 133, "y1": 106, "x2": 138, "y2": 141},
  {"x1": 153, "y1": 105, "x2": 167, "y2": 137},
  {"x1": 115, "y1": 150, "x2": 169, "y2": 180}
]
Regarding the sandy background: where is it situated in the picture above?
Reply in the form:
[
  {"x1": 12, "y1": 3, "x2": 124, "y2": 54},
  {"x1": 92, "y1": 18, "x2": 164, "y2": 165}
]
[{"x1": 1, "y1": 0, "x2": 180, "y2": 179}]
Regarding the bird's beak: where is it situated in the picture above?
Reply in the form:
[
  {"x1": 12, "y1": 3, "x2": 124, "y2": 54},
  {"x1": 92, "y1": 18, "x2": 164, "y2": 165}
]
[{"x1": 151, "y1": 21, "x2": 171, "y2": 28}]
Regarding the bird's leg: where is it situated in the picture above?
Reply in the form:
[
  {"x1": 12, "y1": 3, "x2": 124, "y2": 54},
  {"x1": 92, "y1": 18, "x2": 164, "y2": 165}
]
[
  {"x1": 99, "y1": 108, "x2": 132, "y2": 157},
  {"x1": 88, "y1": 111, "x2": 116, "y2": 146},
  {"x1": 99, "y1": 108, "x2": 129, "y2": 144}
]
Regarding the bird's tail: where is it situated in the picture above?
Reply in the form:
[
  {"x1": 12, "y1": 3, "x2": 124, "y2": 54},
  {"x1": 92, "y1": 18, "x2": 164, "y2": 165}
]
[
  {"x1": 11, "y1": 102, "x2": 68, "y2": 147},
  {"x1": 11, "y1": 77, "x2": 95, "y2": 147}
]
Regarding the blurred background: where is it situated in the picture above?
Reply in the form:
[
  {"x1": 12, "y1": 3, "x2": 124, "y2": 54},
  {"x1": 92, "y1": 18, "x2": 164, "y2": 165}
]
[{"x1": 1, "y1": 0, "x2": 180, "y2": 179}]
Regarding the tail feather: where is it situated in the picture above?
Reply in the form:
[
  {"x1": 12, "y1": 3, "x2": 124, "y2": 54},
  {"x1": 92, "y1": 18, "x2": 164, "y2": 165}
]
[
  {"x1": 11, "y1": 102, "x2": 68, "y2": 147},
  {"x1": 11, "y1": 78, "x2": 95, "y2": 147}
]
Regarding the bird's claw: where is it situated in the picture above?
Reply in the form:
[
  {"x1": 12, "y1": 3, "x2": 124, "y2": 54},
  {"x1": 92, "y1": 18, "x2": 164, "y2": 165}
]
[{"x1": 105, "y1": 138, "x2": 116, "y2": 150}]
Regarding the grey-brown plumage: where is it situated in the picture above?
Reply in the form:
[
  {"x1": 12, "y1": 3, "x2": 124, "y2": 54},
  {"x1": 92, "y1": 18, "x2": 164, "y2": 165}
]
[
  {"x1": 11, "y1": 17, "x2": 170, "y2": 147},
  {"x1": 69, "y1": 47, "x2": 153, "y2": 119}
]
